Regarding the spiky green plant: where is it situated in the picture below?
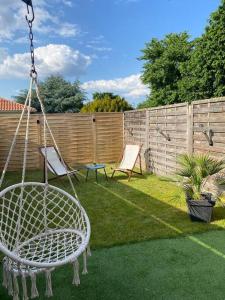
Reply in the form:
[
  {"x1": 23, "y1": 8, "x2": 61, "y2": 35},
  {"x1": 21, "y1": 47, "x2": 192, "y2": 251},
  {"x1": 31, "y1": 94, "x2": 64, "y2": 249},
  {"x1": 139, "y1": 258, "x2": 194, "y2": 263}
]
[{"x1": 177, "y1": 154, "x2": 225, "y2": 200}]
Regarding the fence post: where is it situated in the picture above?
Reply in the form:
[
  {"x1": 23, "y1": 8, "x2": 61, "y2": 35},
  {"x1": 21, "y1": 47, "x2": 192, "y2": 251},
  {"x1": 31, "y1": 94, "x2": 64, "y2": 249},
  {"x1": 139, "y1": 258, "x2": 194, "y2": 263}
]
[
  {"x1": 187, "y1": 103, "x2": 193, "y2": 154},
  {"x1": 92, "y1": 114, "x2": 97, "y2": 163},
  {"x1": 145, "y1": 109, "x2": 150, "y2": 171}
]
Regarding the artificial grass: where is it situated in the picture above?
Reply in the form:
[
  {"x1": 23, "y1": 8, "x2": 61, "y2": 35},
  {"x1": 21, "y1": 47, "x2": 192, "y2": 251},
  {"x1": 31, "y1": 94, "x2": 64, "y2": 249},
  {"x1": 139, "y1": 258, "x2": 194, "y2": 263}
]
[
  {"x1": 2, "y1": 230, "x2": 225, "y2": 299},
  {"x1": 2, "y1": 167, "x2": 225, "y2": 249}
]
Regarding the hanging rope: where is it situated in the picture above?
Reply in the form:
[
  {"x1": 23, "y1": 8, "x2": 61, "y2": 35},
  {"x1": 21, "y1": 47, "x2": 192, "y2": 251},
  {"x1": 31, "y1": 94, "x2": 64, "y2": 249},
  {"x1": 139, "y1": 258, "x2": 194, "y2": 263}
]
[
  {"x1": 0, "y1": 0, "x2": 36, "y2": 189},
  {"x1": 33, "y1": 79, "x2": 81, "y2": 203},
  {"x1": 0, "y1": 78, "x2": 33, "y2": 190},
  {"x1": 15, "y1": 86, "x2": 33, "y2": 250}
]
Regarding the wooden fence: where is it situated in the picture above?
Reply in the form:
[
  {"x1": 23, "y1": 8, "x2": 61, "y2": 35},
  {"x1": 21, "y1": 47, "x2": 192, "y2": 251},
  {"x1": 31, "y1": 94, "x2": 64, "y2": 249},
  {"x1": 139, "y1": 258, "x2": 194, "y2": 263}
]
[
  {"x1": 2, "y1": 97, "x2": 225, "y2": 175},
  {"x1": 0, "y1": 112, "x2": 123, "y2": 171},
  {"x1": 124, "y1": 97, "x2": 225, "y2": 176}
]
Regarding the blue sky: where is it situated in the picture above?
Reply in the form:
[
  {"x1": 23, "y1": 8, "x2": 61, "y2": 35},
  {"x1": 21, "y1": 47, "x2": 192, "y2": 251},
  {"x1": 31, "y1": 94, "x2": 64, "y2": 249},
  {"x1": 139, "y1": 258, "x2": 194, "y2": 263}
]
[{"x1": 0, "y1": 0, "x2": 221, "y2": 106}]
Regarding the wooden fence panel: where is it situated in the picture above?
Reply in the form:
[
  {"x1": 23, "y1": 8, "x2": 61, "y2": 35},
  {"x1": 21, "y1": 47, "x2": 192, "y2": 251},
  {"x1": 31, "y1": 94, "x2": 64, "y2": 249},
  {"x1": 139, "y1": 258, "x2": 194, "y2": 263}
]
[
  {"x1": 147, "y1": 103, "x2": 189, "y2": 176},
  {"x1": 192, "y1": 97, "x2": 225, "y2": 159},
  {"x1": 41, "y1": 113, "x2": 95, "y2": 165},
  {"x1": 124, "y1": 110, "x2": 147, "y2": 168},
  {"x1": 95, "y1": 113, "x2": 123, "y2": 163},
  {"x1": 0, "y1": 114, "x2": 40, "y2": 171},
  {"x1": 0, "y1": 112, "x2": 123, "y2": 171},
  {"x1": 124, "y1": 103, "x2": 189, "y2": 176}
]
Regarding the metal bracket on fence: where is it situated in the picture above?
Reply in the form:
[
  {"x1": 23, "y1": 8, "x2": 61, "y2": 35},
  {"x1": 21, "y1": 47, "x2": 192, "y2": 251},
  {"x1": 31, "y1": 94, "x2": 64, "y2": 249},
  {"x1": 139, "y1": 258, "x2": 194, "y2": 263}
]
[
  {"x1": 156, "y1": 126, "x2": 170, "y2": 141},
  {"x1": 126, "y1": 128, "x2": 133, "y2": 136},
  {"x1": 199, "y1": 124, "x2": 213, "y2": 146}
]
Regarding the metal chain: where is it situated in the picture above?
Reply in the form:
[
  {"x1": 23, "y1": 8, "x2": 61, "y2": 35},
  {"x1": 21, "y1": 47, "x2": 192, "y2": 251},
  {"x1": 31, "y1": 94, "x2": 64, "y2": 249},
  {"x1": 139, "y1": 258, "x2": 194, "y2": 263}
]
[{"x1": 25, "y1": 3, "x2": 37, "y2": 78}]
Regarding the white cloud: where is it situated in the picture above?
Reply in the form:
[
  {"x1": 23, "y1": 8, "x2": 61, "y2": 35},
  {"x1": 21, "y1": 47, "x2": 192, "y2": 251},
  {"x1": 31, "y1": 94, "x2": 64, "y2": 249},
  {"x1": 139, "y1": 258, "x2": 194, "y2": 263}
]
[
  {"x1": 0, "y1": 44, "x2": 91, "y2": 79},
  {"x1": 62, "y1": 0, "x2": 73, "y2": 7},
  {"x1": 82, "y1": 74, "x2": 149, "y2": 100},
  {"x1": 0, "y1": 1, "x2": 79, "y2": 41},
  {"x1": 0, "y1": 48, "x2": 8, "y2": 63},
  {"x1": 86, "y1": 45, "x2": 112, "y2": 52},
  {"x1": 88, "y1": 35, "x2": 105, "y2": 45},
  {"x1": 57, "y1": 23, "x2": 80, "y2": 38}
]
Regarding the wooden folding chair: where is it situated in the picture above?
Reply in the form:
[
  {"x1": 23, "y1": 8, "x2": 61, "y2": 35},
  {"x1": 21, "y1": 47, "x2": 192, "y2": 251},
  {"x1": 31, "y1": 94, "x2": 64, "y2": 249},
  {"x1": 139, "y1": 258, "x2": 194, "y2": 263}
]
[
  {"x1": 39, "y1": 146, "x2": 79, "y2": 182},
  {"x1": 111, "y1": 144, "x2": 143, "y2": 181}
]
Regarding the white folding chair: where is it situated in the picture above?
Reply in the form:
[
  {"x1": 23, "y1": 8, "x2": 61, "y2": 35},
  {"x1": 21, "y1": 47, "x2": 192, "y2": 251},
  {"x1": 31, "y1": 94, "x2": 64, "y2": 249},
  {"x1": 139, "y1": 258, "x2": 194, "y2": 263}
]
[
  {"x1": 39, "y1": 146, "x2": 79, "y2": 182},
  {"x1": 111, "y1": 144, "x2": 143, "y2": 181}
]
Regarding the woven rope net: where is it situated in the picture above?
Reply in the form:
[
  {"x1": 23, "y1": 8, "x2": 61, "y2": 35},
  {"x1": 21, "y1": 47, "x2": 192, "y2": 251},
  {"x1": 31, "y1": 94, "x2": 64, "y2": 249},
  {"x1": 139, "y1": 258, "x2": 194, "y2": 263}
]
[{"x1": 0, "y1": 182, "x2": 90, "y2": 268}]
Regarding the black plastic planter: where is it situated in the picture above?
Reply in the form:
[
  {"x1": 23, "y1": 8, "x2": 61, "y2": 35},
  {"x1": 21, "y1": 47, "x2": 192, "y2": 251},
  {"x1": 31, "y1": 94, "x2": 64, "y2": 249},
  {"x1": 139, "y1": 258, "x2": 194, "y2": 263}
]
[{"x1": 186, "y1": 193, "x2": 216, "y2": 223}]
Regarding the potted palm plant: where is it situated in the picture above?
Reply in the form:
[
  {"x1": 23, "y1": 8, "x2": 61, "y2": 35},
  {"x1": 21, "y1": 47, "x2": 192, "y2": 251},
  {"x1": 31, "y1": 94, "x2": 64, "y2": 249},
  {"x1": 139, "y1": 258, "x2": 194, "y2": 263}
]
[{"x1": 177, "y1": 154, "x2": 225, "y2": 223}]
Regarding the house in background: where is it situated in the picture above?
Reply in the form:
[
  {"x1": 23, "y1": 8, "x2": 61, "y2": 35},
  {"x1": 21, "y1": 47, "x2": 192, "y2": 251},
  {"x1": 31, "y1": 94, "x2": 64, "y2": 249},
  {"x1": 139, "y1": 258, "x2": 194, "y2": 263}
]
[{"x1": 0, "y1": 98, "x2": 36, "y2": 113}]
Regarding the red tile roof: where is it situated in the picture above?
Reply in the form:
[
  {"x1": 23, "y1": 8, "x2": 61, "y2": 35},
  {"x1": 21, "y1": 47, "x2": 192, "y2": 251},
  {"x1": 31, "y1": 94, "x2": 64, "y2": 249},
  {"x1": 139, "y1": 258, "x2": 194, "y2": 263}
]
[{"x1": 0, "y1": 98, "x2": 36, "y2": 112}]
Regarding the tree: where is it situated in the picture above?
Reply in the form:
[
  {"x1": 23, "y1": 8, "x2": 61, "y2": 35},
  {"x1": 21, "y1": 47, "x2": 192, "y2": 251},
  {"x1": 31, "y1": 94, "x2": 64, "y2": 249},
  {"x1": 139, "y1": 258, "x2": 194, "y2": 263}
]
[
  {"x1": 138, "y1": 32, "x2": 193, "y2": 108},
  {"x1": 15, "y1": 76, "x2": 86, "y2": 113},
  {"x1": 81, "y1": 92, "x2": 133, "y2": 112},
  {"x1": 92, "y1": 92, "x2": 117, "y2": 100},
  {"x1": 179, "y1": 0, "x2": 225, "y2": 101},
  {"x1": 139, "y1": 0, "x2": 225, "y2": 107}
]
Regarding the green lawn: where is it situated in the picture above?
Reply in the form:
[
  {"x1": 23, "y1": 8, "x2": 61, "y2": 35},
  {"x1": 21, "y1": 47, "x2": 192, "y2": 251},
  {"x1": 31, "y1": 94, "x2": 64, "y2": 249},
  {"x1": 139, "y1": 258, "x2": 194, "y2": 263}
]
[
  {"x1": 1, "y1": 168, "x2": 225, "y2": 299},
  {"x1": 3, "y1": 167, "x2": 225, "y2": 248}
]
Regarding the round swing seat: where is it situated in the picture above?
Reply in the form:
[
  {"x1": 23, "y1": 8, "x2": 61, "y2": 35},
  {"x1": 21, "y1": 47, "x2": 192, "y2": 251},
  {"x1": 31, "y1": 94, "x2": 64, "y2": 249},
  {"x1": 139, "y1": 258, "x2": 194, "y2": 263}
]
[{"x1": 0, "y1": 182, "x2": 90, "y2": 269}]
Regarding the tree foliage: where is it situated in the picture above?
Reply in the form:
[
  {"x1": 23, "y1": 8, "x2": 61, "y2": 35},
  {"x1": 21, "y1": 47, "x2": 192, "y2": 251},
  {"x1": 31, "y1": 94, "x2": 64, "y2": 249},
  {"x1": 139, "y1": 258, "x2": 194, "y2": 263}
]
[
  {"x1": 138, "y1": 0, "x2": 225, "y2": 107},
  {"x1": 179, "y1": 0, "x2": 225, "y2": 101},
  {"x1": 81, "y1": 92, "x2": 133, "y2": 112},
  {"x1": 139, "y1": 32, "x2": 193, "y2": 107},
  {"x1": 15, "y1": 76, "x2": 86, "y2": 113}
]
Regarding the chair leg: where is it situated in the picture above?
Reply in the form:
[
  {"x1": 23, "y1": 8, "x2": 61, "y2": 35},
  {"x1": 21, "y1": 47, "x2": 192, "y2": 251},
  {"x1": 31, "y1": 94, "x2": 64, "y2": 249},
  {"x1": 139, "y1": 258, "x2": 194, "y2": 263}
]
[
  {"x1": 128, "y1": 171, "x2": 132, "y2": 182},
  {"x1": 111, "y1": 170, "x2": 115, "y2": 178},
  {"x1": 95, "y1": 169, "x2": 98, "y2": 183},
  {"x1": 139, "y1": 154, "x2": 143, "y2": 175},
  {"x1": 103, "y1": 168, "x2": 108, "y2": 181},
  {"x1": 73, "y1": 173, "x2": 79, "y2": 182},
  {"x1": 86, "y1": 169, "x2": 89, "y2": 182}
]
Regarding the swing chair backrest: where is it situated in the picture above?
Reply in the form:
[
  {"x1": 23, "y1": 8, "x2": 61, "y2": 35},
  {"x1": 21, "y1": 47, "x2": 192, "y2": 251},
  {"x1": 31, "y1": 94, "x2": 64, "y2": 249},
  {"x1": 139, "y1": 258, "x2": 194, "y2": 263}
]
[
  {"x1": 40, "y1": 146, "x2": 68, "y2": 176},
  {"x1": 0, "y1": 182, "x2": 89, "y2": 254}
]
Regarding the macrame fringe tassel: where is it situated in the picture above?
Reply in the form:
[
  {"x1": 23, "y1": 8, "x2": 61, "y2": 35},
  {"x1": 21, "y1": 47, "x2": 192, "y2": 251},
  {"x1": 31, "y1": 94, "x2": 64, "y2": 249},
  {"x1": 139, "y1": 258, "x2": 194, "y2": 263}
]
[
  {"x1": 87, "y1": 244, "x2": 91, "y2": 257},
  {"x1": 82, "y1": 252, "x2": 88, "y2": 275},
  {"x1": 13, "y1": 273, "x2": 19, "y2": 300},
  {"x1": 30, "y1": 273, "x2": 39, "y2": 299},
  {"x1": 2, "y1": 264, "x2": 8, "y2": 288},
  {"x1": 72, "y1": 259, "x2": 80, "y2": 286},
  {"x1": 22, "y1": 274, "x2": 29, "y2": 300},
  {"x1": 45, "y1": 270, "x2": 53, "y2": 298},
  {"x1": 7, "y1": 270, "x2": 13, "y2": 296}
]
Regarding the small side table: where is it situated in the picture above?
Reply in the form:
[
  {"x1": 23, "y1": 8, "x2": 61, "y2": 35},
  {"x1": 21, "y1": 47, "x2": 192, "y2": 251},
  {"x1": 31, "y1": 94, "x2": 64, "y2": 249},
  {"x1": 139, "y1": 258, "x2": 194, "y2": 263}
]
[{"x1": 85, "y1": 164, "x2": 108, "y2": 183}]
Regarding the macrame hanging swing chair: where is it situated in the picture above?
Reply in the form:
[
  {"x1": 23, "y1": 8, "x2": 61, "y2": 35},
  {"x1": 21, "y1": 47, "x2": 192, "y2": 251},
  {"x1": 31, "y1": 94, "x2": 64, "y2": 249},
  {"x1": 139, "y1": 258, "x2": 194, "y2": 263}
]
[{"x1": 0, "y1": 1, "x2": 91, "y2": 299}]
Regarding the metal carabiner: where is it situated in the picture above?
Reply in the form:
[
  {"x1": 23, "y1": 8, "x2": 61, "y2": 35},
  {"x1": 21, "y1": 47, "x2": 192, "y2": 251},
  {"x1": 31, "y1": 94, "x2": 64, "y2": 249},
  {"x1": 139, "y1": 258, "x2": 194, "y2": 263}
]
[
  {"x1": 21, "y1": 0, "x2": 35, "y2": 22},
  {"x1": 25, "y1": 3, "x2": 35, "y2": 23}
]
